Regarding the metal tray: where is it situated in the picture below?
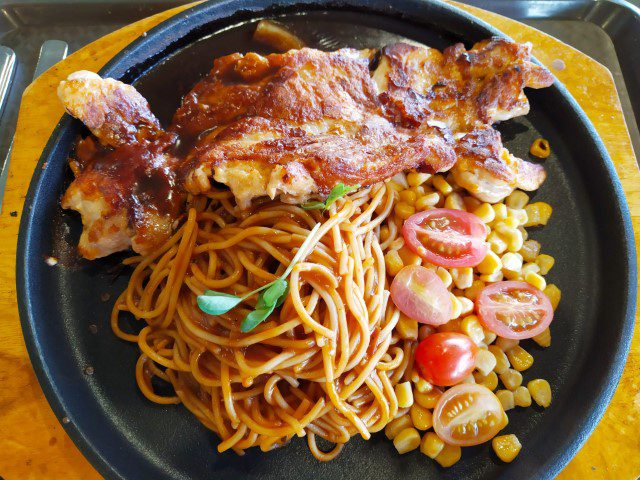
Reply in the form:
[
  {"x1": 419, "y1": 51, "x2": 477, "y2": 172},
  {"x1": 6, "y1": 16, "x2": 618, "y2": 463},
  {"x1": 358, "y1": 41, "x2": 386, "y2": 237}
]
[{"x1": 1, "y1": 0, "x2": 639, "y2": 209}]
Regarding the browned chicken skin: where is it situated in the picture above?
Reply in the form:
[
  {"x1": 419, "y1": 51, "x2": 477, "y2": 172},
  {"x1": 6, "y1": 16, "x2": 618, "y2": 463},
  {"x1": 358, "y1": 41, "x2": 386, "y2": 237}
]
[{"x1": 58, "y1": 38, "x2": 553, "y2": 259}]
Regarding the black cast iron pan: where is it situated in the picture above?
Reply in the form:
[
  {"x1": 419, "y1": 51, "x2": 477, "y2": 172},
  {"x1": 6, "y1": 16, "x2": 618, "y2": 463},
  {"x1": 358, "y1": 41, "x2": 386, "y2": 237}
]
[{"x1": 16, "y1": 1, "x2": 637, "y2": 479}]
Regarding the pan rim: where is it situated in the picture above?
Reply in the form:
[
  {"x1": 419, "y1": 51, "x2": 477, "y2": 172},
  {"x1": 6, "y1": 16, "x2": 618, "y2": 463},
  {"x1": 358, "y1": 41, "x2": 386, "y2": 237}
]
[{"x1": 16, "y1": 1, "x2": 637, "y2": 479}]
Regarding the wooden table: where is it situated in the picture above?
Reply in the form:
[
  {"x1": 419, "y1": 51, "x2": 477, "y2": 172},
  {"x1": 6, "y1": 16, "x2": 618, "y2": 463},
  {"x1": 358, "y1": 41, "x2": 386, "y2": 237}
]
[{"x1": 0, "y1": 2, "x2": 638, "y2": 478}]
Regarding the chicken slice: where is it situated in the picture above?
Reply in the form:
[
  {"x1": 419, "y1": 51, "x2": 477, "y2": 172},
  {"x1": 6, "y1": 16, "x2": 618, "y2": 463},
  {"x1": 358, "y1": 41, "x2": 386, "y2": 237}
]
[
  {"x1": 179, "y1": 48, "x2": 456, "y2": 207},
  {"x1": 373, "y1": 39, "x2": 552, "y2": 201},
  {"x1": 373, "y1": 38, "x2": 554, "y2": 130},
  {"x1": 58, "y1": 73, "x2": 182, "y2": 259},
  {"x1": 451, "y1": 127, "x2": 546, "y2": 203},
  {"x1": 58, "y1": 70, "x2": 163, "y2": 147}
]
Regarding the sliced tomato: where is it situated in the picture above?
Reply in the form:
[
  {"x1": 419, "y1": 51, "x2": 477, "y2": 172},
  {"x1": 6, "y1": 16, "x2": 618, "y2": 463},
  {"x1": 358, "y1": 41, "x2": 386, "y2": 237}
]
[
  {"x1": 476, "y1": 281, "x2": 553, "y2": 339},
  {"x1": 402, "y1": 209, "x2": 488, "y2": 267},
  {"x1": 390, "y1": 265, "x2": 452, "y2": 326},
  {"x1": 433, "y1": 384, "x2": 507, "y2": 446},
  {"x1": 415, "y1": 333, "x2": 478, "y2": 387}
]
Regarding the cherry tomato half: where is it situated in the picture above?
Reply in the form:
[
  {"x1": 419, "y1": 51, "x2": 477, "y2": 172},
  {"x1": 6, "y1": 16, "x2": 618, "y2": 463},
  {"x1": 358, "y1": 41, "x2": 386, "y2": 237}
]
[
  {"x1": 415, "y1": 332, "x2": 478, "y2": 387},
  {"x1": 390, "y1": 265, "x2": 452, "y2": 326},
  {"x1": 433, "y1": 384, "x2": 507, "y2": 446},
  {"x1": 402, "y1": 208, "x2": 488, "y2": 267},
  {"x1": 476, "y1": 281, "x2": 554, "y2": 339}
]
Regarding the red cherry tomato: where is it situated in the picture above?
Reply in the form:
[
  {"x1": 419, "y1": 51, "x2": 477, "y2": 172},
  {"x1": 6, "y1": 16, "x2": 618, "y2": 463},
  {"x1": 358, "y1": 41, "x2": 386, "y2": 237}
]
[
  {"x1": 433, "y1": 384, "x2": 507, "y2": 446},
  {"x1": 402, "y1": 208, "x2": 488, "y2": 267},
  {"x1": 476, "y1": 281, "x2": 554, "y2": 339},
  {"x1": 390, "y1": 265, "x2": 452, "y2": 326},
  {"x1": 415, "y1": 332, "x2": 478, "y2": 387}
]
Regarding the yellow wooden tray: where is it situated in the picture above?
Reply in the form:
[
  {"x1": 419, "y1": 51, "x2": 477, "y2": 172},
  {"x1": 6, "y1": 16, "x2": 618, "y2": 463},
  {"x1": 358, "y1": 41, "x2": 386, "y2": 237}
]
[{"x1": 0, "y1": 1, "x2": 638, "y2": 478}]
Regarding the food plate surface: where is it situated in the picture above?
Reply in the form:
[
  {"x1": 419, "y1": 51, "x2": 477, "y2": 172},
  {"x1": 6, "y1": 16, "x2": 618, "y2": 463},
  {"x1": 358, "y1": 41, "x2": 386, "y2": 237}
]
[{"x1": 16, "y1": 1, "x2": 636, "y2": 479}]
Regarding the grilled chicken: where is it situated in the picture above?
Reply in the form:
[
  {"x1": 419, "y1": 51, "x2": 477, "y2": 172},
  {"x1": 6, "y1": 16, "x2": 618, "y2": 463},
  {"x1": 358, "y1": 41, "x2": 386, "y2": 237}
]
[
  {"x1": 58, "y1": 72, "x2": 182, "y2": 259},
  {"x1": 58, "y1": 38, "x2": 553, "y2": 259},
  {"x1": 373, "y1": 39, "x2": 553, "y2": 201},
  {"x1": 180, "y1": 48, "x2": 456, "y2": 208}
]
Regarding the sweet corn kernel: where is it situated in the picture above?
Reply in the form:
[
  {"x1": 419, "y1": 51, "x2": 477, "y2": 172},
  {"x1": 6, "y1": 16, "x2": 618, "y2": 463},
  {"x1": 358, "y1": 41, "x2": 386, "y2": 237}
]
[
  {"x1": 544, "y1": 284, "x2": 562, "y2": 310},
  {"x1": 463, "y1": 196, "x2": 482, "y2": 211},
  {"x1": 501, "y1": 252, "x2": 523, "y2": 273},
  {"x1": 395, "y1": 382, "x2": 414, "y2": 408},
  {"x1": 418, "y1": 325, "x2": 435, "y2": 342},
  {"x1": 499, "y1": 368, "x2": 523, "y2": 391},
  {"x1": 478, "y1": 250, "x2": 502, "y2": 275},
  {"x1": 387, "y1": 180, "x2": 406, "y2": 192},
  {"x1": 474, "y1": 370, "x2": 499, "y2": 391},
  {"x1": 458, "y1": 296, "x2": 474, "y2": 316},
  {"x1": 436, "y1": 267, "x2": 453, "y2": 288},
  {"x1": 514, "y1": 386, "x2": 532, "y2": 407},
  {"x1": 461, "y1": 315, "x2": 485, "y2": 345},
  {"x1": 487, "y1": 231, "x2": 508, "y2": 254},
  {"x1": 435, "y1": 443, "x2": 462, "y2": 467},
  {"x1": 420, "y1": 432, "x2": 445, "y2": 459},
  {"x1": 506, "y1": 345, "x2": 534, "y2": 372},
  {"x1": 520, "y1": 239, "x2": 541, "y2": 262},
  {"x1": 494, "y1": 224, "x2": 524, "y2": 253},
  {"x1": 450, "y1": 293, "x2": 462, "y2": 319},
  {"x1": 397, "y1": 246, "x2": 421, "y2": 266},
  {"x1": 506, "y1": 191, "x2": 530, "y2": 209},
  {"x1": 451, "y1": 267, "x2": 474, "y2": 290},
  {"x1": 395, "y1": 202, "x2": 416, "y2": 220},
  {"x1": 493, "y1": 203, "x2": 508, "y2": 221},
  {"x1": 474, "y1": 203, "x2": 496, "y2": 223},
  {"x1": 492, "y1": 434, "x2": 522, "y2": 463},
  {"x1": 507, "y1": 208, "x2": 528, "y2": 226},
  {"x1": 444, "y1": 192, "x2": 466, "y2": 210},
  {"x1": 462, "y1": 373, "x2": 476, "y2": 384},
  {"x1": 384, "y1": 415, "x2": 413, "y2": 439},
  {"x1": 495, "y1": 337, "x2": 519, "y2": 352},
  {"x1": 532, "y1": 327, "x2": 551, "y2": 348},
  {"x1": 524, "y1": 202, "x2": 552, "y2": 227},
  {"x1": 489, "y1": 345, "x2": 510, "y2": 374},
  {"x1": 528, "y1": 379, "x2": 552, "y2": 407},
  {"x1": 464, "y1": 280, "x2": 486, "y2": 301},
  {"x1": 416, "y1": 192, "x2": 441, "y2": 210},
  {"x1": 410, "y1": 370, "x2": 421, "y2": 383},
  {"x1": 415, "y1": 388, "x2": 442, "y2": 409},
  {"x1": 536, "y1": 254, "x2": 555, "y2": 275},
  {"x1": 518, "y1": 226, "x2": 528, "y2": 241},
  {"x1": 480, "y1": 271, "x2": 503, "y2": 283},
  {"x1": 496, "y1": 389, "x2": 515, "y2": 410},
  {"x1": 525, "y1": 271, "x2": 546, "y2": 291},
  {"x1": 384, "y1": 251, "x2": 404, "y2": 277},
  {"x1": 411, "y1": 185, "x2": 426, "y2": 198},
  {"x1": 407, "y1": 171, "x2": 431, "y2": 187},
  {"x1": 521, "y1": 262, "x2": 541, "y2": 277},
  {"x1": 438, "y1": 318, "x2": 462, "y2": 333},
  {"x1": 397, "y1": 314, "x2": 419, "y2": 341},
  {"x1": 432, "y1": 175, "x2": 453, "y2": 195},
  {"x1": 484, "y1": 329, "x2": 497, "y2": 345},
  {"x1": 530, "y1": 137, "x2": 551, "y2": 158},
  {"x1": 475, "y1": 348, "x2": 497, "y2": 376},
  {"x1": 393, "y1": 427, "x2": 421, "y2": 454},
  {"x1": 399, "y1": 190, "x2": 417, "y2": 205},
  {"x1": 410, "y1": 403, "x2": 433, "y2": 430},
  {"x1": 415, "y1": 377, "x2": 433, "y2": 393},
  {"x1": 380, "y1": 225, "x2": 391, "y2": 243}
]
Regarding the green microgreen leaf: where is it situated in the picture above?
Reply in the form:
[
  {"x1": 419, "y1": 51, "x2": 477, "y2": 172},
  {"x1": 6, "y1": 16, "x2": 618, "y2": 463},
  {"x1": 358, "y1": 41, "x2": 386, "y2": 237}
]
[
  {"x1": 197, "y1": 223, "x2": 322, "y2": 333},
  {"x1": 301, "y1": 183, "x2": 360, "y2": 211},
  {"x1": 300, "y1": 201, "x2": 326, "y2": 210},
  {"x1": 197, "y1": 291, "x2": 243, "y2": 315},
  {"x1": 261, "y1": 278, "x2": 288, "y2": 307},
  {"x1": 324, "y1": 183, "x2": 360, "y2": 209},
  {"x1": 241, "y1": 303, "x2": 276, "y2": 332}
]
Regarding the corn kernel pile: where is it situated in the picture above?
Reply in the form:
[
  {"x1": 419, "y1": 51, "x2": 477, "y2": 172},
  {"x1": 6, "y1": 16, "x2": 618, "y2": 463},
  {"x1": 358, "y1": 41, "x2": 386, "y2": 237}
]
[{"x1": 381, "y1": 169, "x2": 559, "y2": 466}]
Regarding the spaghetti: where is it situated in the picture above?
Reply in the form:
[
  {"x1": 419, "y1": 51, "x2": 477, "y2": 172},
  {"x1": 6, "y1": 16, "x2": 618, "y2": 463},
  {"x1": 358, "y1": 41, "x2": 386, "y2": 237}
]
[{"x1": 111, "y1": 181, "x2": 412, "y2": 460}]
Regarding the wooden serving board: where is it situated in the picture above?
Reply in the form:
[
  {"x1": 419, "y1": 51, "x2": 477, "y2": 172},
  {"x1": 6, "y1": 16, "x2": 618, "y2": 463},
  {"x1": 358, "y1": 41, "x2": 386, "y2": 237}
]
[{"x1": 0, "y1": 2, "x2": 638, "y2": 479}]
